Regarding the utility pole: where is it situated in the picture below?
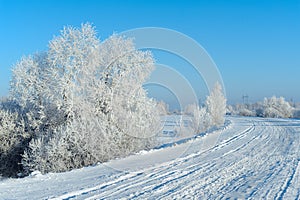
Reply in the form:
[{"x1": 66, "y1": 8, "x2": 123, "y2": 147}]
[{"x1": 242, "y1": 94, "x2": 249, "y2": 106}]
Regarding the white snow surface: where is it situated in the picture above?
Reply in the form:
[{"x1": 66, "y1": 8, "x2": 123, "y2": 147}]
[{"x1": 1, "y1": 116, "x2": 300, "y2": 199}]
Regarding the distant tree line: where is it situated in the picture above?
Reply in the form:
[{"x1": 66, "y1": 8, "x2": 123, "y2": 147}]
[{"x1": 227, "y1": 96, "x2": 297, "y2": 118}]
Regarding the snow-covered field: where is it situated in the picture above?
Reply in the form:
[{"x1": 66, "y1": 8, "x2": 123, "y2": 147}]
[{"x1": 1, "y1": 116, "x2": 300, "y2": 199}]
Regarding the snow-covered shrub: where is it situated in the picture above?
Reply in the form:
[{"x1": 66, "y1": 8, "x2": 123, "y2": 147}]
[
  {"x1": 185, "y1": 103, "x2": 197, "y2": 116},
  {"x1": 238, "y1": 108, "x2": 256, "y2": 117},
  {"x1": 183, "y1": 82, "x2": 226, "y2": 135},
  {"x1": 206, "y1": 82, "x2": 227, "y2": 126},
  {"x1": 185, "y1": 104, "x2": 211, "y2": 133},
  {"x1": 0, "y1": 105, "x2": 28, "y2": 177},
  {"x1": 156, "y1": 101, "x2": 169, "y2": 115},
  {"x1": 263, "y1": 96, "x2": 293, "y2": 118},
  {"x1": 226, "y1": 105, "x2": 235, "y2": 115},
  {"x1": 8, "y1": 23, "x2": 160, "y2": 175},
  {"x1": 22, "y1": 121, "x2": 102, "y2": 174}
]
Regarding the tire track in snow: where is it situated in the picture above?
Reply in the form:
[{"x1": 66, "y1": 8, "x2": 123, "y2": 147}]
[
  {"x1": 83, "y1": 118, "x2": 261, "y2": 199},
  {"x1": 54, "y1": 118, "x2": 252, "y2": 200}
]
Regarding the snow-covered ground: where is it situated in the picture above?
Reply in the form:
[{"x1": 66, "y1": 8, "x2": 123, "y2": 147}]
[{"x1": 1, "y1": 116, "x2": 300, "y2": 199}]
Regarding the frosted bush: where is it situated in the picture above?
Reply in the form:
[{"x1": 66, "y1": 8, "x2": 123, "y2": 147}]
[
  {"x1": 263, "y1": 96, "x2": 293, "y2": 118},
  {"x1": 239, "y1": 108, "x2": 256, "y2": 117},
  {"x1": 184, "y1": 82, "x2": 226, "y2": 134},
  {"x1": 185, "y1": 104, "x2": 211, "y2": 134},
  {"x1": 0, "y1": 107, "x2": 27, "y2": 177},
  {"x1": 5, "y1": 23, "x2": 160, "y2": 175}
]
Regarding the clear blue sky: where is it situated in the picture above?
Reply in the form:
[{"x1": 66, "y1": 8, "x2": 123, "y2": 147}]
[{"x1": 1, "y1": 0, "x2": 299, "y2": 105}]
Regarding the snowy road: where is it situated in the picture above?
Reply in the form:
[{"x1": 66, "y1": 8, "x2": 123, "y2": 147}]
[{"x1": 1, "y1": 117, "x2": 300, "y2": 199}]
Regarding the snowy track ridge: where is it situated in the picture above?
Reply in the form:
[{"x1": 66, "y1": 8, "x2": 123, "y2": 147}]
[{"x1": 1, "y1": 117, "x2": 300, "y2": 199}]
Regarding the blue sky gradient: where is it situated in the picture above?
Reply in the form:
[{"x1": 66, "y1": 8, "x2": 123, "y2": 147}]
[{"x1": 0, "y1": 0, "x2": 299, "y2": 105}]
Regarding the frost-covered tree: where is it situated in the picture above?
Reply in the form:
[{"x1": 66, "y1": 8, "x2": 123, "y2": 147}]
[
  {"x1": 263, "y1": 96, "x2": 293, "y2": 118},
  {"x1": 7, "y1": 23, "x2": 160, "y2": 175},
  {"x1": 156, "y1": 101, "x2": 169, "y2": 115},
  {"x1": 183, "y1": 82, "x2": 226, "y2": 134},
  {"x1": 98, "y1": 35, "x2": 160, "y2": 140},
  {"x1": 10, "y1": 54, "x2": 64, "y2": 136},
  {"x1": 206, "y1": 82, "x2": 226, "y2": 126},
  {"x1": 46, "y1": 24, "x2": 101, "y2": 120},
  {"x1": 185, "y1": 103, "x2": 211, "y2": 133}
]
